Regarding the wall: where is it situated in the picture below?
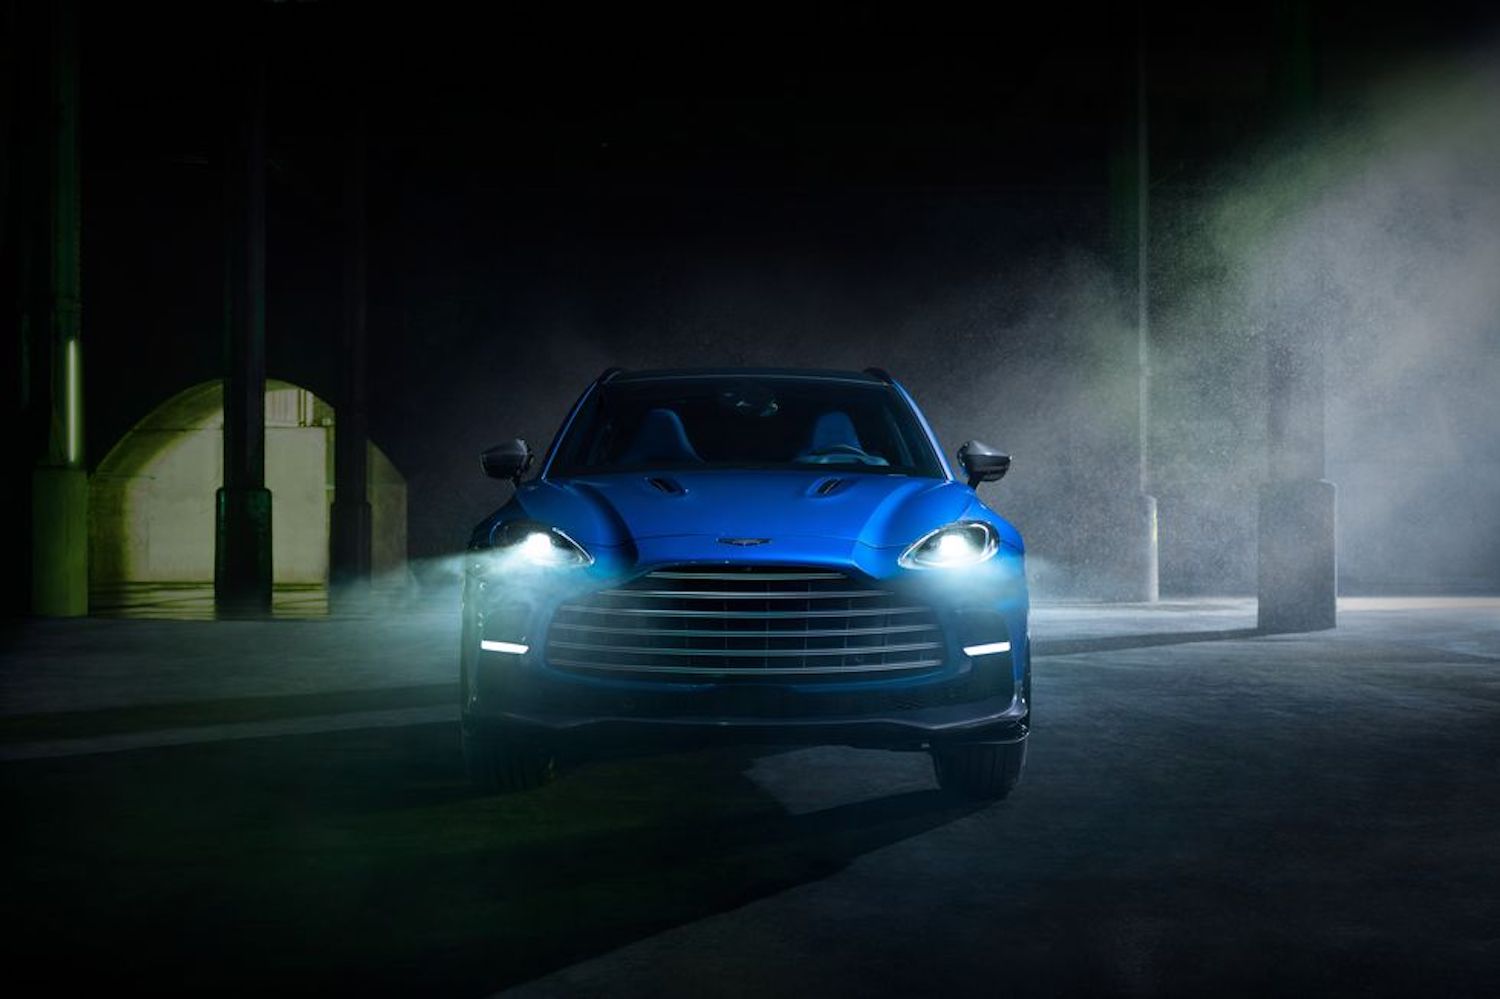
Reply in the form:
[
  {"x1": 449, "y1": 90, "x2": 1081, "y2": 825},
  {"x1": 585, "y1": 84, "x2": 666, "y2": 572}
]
[{"x1": 89, "y1": 381, "x2": 406, "y2": 588}]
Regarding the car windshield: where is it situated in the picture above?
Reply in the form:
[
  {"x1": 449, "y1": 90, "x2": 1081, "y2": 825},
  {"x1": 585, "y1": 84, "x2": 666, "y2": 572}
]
[{"x1": 550, "y1": 376, "x2": 945, "y2": 477}]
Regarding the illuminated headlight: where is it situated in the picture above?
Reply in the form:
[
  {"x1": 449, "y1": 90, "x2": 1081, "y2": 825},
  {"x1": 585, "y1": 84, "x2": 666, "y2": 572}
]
[
  {"x1": 493, "y1": 521, "x2": 594, "y2": 568},
  {"x1": 899, "y1": 521, "x2": 999, "y2": 570}
]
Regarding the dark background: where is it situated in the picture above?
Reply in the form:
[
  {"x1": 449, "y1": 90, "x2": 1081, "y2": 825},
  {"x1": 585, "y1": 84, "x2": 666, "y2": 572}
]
[{"x1": 60, "y1": 3, "x2": 1500, "y2": 595}]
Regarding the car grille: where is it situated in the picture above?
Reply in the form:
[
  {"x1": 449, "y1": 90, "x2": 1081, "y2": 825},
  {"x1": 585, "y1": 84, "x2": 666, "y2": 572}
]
[{"x1": 547, "y1": 565, "x2": 946, "y2": 682}]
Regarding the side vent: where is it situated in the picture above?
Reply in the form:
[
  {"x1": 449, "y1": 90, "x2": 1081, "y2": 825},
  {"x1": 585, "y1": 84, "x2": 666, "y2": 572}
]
[
  {"x1": 646, "y1": 476, "x2": 687, "y2": 496},
  {"x1": 813, "y1": 477, "x2": 846, "y2": 497}
]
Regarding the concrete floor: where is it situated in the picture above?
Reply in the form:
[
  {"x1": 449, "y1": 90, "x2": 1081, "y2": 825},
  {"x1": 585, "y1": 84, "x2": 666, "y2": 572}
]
[{"x1": 1, "y1": 597, "x2": 1497, "y2": 995}]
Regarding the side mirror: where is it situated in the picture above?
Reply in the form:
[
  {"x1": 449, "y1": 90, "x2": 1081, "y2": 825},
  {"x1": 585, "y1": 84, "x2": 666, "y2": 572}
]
[
  {"x1": 957, "y1": 440, "x2": 1011, "y2": 488},
  {"x1": 481, "y1": 439, "x2": 533, "y2": 484}
]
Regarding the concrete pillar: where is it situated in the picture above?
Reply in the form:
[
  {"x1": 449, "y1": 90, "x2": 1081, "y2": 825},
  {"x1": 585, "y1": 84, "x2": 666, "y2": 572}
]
[
  {"x1": 1106, "y1": 11, "x2": 1159, "y2": 603},
  {"x1": 1257, "y1": 0, "x2": 1336, "y2": 633},
  {"x1": 29, "y1": 0, "x2": 87, "y2": 617},
  {"x1": 329, "y1": 101, "x2": 372, "y2": 603},
  {"x1": 215, "y1": 18, "x2": 272, "y2": 614},
  {"x1": 1, "y1": 2, "x2": 21, "y2": 620}
]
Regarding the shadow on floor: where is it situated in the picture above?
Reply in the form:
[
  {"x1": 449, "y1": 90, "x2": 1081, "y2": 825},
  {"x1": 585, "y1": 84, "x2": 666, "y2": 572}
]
[
  {"x1": 1035, "y1": 627, "x2": 1262, "y2": 656},
  {"x1": 0, "y1": 722, "x2": 981, "y2": 995}
]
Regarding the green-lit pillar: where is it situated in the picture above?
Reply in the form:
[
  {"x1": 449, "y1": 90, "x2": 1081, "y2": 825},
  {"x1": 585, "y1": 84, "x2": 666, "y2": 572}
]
[
  {"x1": 1105, "y1": 10, "x2": 1158, "y2": 603},
  {"x1": 30, "y1": 0, "x2": 87, "y2": 617},
  {"x1": 1257, "y1": 0, "x2": 1336, "y2": 633},
  {"x1": 329, "y1": 101, "x2": 372, "y2": 604},
  {"x1": 215, "y1": 18, "x2": 272, "y2": 614}
]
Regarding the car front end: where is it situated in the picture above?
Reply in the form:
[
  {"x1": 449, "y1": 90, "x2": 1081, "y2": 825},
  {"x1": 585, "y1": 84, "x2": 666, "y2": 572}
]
[
  {"x1": 463, "y1": 519, "x2": 1028, "y2": 748},
  {"x1": 461, "y1": 369, "x2": 1030, "y2": 798}
]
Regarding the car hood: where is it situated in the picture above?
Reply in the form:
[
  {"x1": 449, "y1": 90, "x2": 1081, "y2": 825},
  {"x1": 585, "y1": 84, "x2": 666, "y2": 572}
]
[{"x1": 492, "y1": 470, "x2": 992, "y2": 551}]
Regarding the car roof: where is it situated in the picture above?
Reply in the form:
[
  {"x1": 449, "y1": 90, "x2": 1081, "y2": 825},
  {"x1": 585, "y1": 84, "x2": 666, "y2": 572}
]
[{"x1": 606, "y1": 367, "x2": 890, "y2": 385}]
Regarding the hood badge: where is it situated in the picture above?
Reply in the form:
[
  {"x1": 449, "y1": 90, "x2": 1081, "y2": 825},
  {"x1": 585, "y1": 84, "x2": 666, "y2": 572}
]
[{"x1": 718, "y1": 537, "x2": 771, "y2": 547}]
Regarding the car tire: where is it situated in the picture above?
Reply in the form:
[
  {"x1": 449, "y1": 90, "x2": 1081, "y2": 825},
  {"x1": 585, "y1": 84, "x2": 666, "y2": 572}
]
[
  {"x1": 463, "y1": 727, "x2": 555, "y2": 794},
  {"x1": 931, "y1": 738, "x2": 1027, "y2": 800}
]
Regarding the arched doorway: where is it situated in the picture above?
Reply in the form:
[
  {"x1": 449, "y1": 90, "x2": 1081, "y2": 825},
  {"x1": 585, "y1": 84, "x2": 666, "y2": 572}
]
[{"x1": 89, "y1": 380, "x2": 407, "y2": 616}]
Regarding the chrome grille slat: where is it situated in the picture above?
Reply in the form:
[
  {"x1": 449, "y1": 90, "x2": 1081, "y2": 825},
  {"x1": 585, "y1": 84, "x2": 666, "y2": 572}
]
[
  {"x1": 555, "y1": 605, "x2": 931, "y2": 620},
  {"x1": 546, "y1": 565, "x2": 945, "y2": 683},
  {"x1": 554, "y1": 623, "x2": 938, "y2": 639},
  {"x1": 547, "y1": 658, "x2": 945, "y2": 676},
  {"x1": 548, "y1": 640, "x2": 943, "y2": 658}
]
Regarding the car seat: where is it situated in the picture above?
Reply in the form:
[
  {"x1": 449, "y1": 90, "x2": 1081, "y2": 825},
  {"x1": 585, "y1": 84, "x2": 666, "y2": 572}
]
[{"x1": 618, "y1": 408, "x2": 703, "y2": 465}]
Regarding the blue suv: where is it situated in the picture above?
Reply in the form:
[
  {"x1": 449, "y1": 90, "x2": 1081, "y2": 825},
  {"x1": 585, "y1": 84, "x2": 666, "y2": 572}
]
[{"x1": 461, "y1": 368, "x2": 1029, "y2": 798}]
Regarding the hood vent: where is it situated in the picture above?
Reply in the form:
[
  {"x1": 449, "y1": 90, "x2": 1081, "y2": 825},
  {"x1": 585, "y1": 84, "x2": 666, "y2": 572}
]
[{"x1": 646, "y1": 476, "x2": 687, "y2": 496}]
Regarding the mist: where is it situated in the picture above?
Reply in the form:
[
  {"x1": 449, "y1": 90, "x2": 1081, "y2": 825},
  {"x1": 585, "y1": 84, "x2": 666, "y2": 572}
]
[
  {"x1": 370, "y1": 46, "x2": 1500, "y2": 602},
  {"x1": 1150, "y1": 45, "x2": 1500, "y2": 596}
]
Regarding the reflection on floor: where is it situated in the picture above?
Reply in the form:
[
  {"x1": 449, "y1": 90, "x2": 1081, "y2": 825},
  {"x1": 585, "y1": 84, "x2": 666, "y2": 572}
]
[{"x1": 90, "y1": 582, "x2": 329, "y2": 620}]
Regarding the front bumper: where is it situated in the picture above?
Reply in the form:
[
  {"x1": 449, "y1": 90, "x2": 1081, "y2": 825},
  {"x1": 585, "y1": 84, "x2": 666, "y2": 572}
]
[{"x1": 465, "y1": 693, "x2": 1028, "y2": 753}]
